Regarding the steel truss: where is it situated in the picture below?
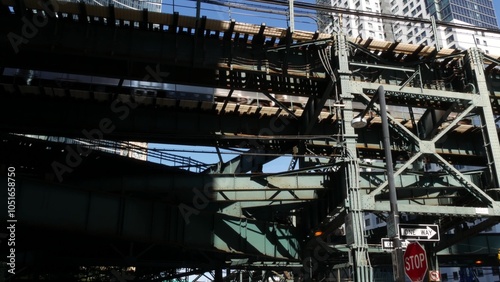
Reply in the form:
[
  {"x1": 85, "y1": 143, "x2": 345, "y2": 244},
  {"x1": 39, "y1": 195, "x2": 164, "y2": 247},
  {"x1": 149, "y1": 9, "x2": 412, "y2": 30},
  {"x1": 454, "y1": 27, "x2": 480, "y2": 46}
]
[{"x1": 0, "y1": 1, "x2": 500, "y2": 281}]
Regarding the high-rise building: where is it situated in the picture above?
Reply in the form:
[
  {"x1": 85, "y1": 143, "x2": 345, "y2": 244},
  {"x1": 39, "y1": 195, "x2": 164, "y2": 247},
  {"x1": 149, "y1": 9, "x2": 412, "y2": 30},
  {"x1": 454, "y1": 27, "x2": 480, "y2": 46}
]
[
  {"x1": 388, "y1": 0, "x2": 500, "y2": 52},
  {"x1": 317, "y1": 0, "x2": 385, "y2": 40},
  {"x1": 62, "y1": 0, "x2": 162, "y2": 12},
  {"x1": 426, "y1": 0, "x2": 497, "y2": 29},
  {"x1": 317, "y1": 0, "x2": 500, "y2": 54}
]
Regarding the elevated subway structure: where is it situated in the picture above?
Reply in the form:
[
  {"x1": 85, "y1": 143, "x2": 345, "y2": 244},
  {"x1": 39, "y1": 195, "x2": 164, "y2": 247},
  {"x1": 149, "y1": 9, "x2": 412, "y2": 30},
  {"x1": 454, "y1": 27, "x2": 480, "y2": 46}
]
[{"x1": 0, "y1": 0, "x2": 500, "y2": 281}]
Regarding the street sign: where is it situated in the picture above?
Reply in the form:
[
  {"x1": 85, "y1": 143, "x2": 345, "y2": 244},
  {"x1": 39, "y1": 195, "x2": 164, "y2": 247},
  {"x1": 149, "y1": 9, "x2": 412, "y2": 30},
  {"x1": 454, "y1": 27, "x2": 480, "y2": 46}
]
[
  {"x1": 381, "y1": 238, "x2": 412, "y2": 250},
  {"x1": 429, "y1": 270, "x2": 441, "y2": 281},
  {"x1": 399, "y1": 224, "x2": 440, "y2": 241},
  {"x1": 404, "y1": 242, "x2": 428, "y2": 282}
]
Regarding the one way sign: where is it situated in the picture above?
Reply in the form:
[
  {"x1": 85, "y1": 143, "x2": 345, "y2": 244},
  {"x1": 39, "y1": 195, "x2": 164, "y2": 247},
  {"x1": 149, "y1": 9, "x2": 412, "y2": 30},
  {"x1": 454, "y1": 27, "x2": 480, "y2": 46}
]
[{"x1": 398, "y1": 224, "x2": 440, "y2": 241}]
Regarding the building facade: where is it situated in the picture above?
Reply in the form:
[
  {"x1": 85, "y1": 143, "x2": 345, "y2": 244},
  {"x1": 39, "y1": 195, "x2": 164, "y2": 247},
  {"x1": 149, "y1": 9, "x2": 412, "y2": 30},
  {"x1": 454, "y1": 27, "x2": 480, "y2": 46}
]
[
  {"x1": 62, "y1": 0, "x2": 162, "y2": 12},
  {"x1": 317, "y1": 0, "x2": 500, "y2": 55},
  {"x1": 426, "y1": 0, "x2": 497, "y2": 29}
]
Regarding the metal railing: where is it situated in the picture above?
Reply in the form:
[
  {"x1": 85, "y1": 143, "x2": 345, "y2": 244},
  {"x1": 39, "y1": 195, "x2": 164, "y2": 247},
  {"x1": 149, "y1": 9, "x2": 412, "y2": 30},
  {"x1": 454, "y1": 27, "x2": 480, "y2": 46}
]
[{"x1": 11, "y1": 133, "x2": 211, "y2": 173}]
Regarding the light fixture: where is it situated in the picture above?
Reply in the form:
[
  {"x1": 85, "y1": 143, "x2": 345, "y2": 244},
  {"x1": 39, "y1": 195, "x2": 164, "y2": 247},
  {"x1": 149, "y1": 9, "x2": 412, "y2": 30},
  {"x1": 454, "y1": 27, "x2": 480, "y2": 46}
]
[{"x1": 351, "y1": 115, "x2": 368, "y2": 129}]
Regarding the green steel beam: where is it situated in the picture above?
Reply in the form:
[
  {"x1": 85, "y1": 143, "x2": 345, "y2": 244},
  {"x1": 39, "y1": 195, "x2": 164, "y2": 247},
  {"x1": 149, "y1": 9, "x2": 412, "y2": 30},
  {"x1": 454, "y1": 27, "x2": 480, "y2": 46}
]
[
  {"x1": 0, "y1": 5, "x2": 327, "y2": 96},
  {"x1": 433, "y1": 217, "x2": 500, "y2": 252},
  {"x1": 3, "y1": 176, "x2": 301, "y2": 260},
  {"x1": 358, "y1": 172, "x2": 481, "y2": 191},
  {"x1": 71, "y1": 173, "x2": 328, "y2": 202},
  {"x1": 366, "y1": 202, "x2": 500, "y2": 217},
  {"x1": 351, "y1": 81, "x2": 473, "y2": 102},
  {"x1": 0, "y1": 95, "x2": 301, "y2": 144},
  {"x1": 205, "y1": 147, "x2": 288, "y2": 174}
]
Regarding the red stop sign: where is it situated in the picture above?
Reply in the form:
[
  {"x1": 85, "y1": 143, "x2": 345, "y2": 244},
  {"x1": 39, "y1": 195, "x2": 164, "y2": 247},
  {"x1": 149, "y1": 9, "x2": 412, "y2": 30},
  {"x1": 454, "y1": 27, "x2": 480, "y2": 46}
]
[{"x1": 404, "y1": 242, "x2": 428, "y2": 282}]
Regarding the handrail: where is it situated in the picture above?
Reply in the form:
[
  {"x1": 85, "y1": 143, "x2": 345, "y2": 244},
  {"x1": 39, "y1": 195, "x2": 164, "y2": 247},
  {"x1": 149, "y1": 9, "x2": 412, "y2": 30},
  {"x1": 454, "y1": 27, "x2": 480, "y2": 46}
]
[{"x1": 11, "y1": 133, "x2": 211, "y2": 172}]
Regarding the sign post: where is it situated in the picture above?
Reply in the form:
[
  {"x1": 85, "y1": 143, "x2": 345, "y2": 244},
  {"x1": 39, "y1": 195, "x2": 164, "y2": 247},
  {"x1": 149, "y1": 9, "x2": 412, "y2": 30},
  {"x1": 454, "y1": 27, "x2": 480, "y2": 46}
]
[{"x1": 404, "y1": 242, "x2": 428, "y2": 282}]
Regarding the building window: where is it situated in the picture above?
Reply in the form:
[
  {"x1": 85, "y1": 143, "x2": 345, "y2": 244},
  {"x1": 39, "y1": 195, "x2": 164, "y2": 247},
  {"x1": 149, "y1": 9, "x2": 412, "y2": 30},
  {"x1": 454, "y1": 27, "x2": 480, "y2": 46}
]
[
  {"x1": 476, "y1": 38, "x2": 480, "y2": 44},
  {"x1": 483, "y1": 40, "x2": 487, "y2": 46},
  {"x1": 365, "y1": 218, "x2": 371, "y2": 227}
]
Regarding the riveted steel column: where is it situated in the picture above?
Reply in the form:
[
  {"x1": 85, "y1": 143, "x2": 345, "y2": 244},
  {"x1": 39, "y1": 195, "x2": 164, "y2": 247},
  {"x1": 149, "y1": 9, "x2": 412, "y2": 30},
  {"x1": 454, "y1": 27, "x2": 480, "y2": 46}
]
[
  {"x1": 337, "y1": 34, "x2": 372, "y2": 282},
  {"x1": 467, "y1": 47, "x2": 500, "y2": 191}
]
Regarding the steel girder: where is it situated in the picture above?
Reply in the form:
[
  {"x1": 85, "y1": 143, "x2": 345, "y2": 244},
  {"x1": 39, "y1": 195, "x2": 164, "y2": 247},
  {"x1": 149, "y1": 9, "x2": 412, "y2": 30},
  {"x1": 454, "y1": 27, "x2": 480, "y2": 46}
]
[
  {"x1": 0, "y1": 94, "x2": 302, "y2": 144},
  {"x1": 358, "y1": 171, "x2": 486, "y2": 207},
  {"x1": 70, "y1": 172, "x2": 327, "y2": 202},
  {"x1": 1, "y1": 176, "x2": 301, "y2": 260},
  {"x1": 351, "y1": 82, "x2": 500, "y2": 217},
  {"x1": 340, "y1": 42, "x2": 500, "y2": 280},
  {"x1": 0, "y1": 1, "x2": 328, "y2": 96},
  {"x1": 310, "y1": 37, "x2": 500, "y2": 281}
]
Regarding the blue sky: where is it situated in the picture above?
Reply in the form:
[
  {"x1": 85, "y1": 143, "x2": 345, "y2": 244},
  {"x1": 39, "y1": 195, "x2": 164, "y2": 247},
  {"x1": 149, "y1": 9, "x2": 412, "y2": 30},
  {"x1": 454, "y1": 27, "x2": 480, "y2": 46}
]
[
  {"x1": 159, "y1": 0, "x2": 318, "y2": 31},
  {"x1": 160, "y1": 0, "x2": 500, "y2": 30}
]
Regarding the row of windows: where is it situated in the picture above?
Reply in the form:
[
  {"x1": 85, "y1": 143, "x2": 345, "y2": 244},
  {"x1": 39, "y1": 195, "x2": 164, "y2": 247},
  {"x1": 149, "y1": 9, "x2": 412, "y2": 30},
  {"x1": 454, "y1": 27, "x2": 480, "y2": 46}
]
[
  {"x1": 453, "y1": 0, "x2": 495, "y2": 11},
  {"x1": 395, "y1": 1, "x2": 423, "y2": 16}
]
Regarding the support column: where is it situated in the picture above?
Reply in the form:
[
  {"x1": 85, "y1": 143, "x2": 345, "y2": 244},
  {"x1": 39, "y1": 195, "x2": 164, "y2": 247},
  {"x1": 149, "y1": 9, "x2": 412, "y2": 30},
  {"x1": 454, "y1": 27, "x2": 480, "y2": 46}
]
[
  {"x1": 336, "y1": 34, "x2": 373, "y2": 282},
  {"x1": 467, "y1": 47, "x2": 500, "y2": 189}
]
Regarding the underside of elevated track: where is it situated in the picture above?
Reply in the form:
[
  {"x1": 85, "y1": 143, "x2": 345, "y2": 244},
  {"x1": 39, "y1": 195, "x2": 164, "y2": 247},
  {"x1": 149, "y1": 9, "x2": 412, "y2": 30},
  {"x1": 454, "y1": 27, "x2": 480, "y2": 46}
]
[{"x1": 0, "y1": 0, "x2": 500, "y2": 281}]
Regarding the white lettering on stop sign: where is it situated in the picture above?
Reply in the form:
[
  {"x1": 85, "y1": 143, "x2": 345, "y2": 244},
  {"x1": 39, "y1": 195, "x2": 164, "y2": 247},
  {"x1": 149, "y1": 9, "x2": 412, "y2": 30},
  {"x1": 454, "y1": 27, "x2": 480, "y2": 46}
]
[{"x1": 405, "y1": 253, "x2": 426, "y2": 270}]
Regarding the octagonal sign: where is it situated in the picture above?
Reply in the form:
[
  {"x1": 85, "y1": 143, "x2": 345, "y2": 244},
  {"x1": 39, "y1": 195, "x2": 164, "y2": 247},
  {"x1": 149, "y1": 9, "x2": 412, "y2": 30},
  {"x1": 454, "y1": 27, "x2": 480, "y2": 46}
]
[{"x1": 404, "y1": 242, "x2": 428, "y2": 282}]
